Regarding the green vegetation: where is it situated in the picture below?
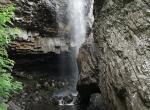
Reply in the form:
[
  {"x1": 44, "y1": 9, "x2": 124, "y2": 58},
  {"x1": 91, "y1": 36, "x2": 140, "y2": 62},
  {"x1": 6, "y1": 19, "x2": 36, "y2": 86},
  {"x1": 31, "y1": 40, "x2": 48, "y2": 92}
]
[{"x1": 0, "y1": 4, "x2": 22, "y2": 110}]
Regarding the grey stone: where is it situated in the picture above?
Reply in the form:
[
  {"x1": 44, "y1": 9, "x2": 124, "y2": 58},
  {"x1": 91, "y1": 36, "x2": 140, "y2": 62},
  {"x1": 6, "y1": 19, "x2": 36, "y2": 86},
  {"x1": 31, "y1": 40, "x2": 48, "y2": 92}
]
[
  {"x1": 93, "y1": 0, "x2": 150, "y2": 110},
  {"x1": 8, "y1": 101, "x2": 22, "y2": 110},
  {"x1": 87, "y1": 93, "x2": 105, "y2": 110}
]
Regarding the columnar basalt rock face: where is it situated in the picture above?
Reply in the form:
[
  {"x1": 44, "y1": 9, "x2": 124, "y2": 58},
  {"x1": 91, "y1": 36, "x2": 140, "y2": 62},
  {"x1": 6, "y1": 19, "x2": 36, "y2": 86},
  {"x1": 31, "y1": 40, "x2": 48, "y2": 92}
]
[{"x1": 94, "y1": 0, "x2": 150, "y2": 109}]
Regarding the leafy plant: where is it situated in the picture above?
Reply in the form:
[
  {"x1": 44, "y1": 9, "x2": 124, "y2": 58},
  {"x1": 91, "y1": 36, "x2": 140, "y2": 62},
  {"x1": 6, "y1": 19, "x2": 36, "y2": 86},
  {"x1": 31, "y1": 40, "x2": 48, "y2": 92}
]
[{"x1": 0, "y1": 4, "x2": 22, "y2": 110}]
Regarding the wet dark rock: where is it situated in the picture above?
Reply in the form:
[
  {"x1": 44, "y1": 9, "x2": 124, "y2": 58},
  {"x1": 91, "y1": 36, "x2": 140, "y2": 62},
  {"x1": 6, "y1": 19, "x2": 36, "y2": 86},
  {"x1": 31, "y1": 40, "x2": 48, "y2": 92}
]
[
  {"x1": 77, "y1": 83, "x2": 101, "y2": 108},
  {"x1": 9, "y1": 79, "x2": 56, "y2": 110},
  {"x1": 78, "y1": 34, "x2": 98, "y2": 85},
  {"x1": 51, "y1": 95, "x2": 75, "y2": 105},
  {"x1": 8, "y1": 101, "x2": 22, "y2": 110},
  {"x1": 10, "y1": 0, "x2": 69, "y2": 55},
  {"x1": 63, "y1": 95, "x2": 74, "y2": 104},
  {"x1": 87, "y1": 93, "x2": 105, "y2": 110}
]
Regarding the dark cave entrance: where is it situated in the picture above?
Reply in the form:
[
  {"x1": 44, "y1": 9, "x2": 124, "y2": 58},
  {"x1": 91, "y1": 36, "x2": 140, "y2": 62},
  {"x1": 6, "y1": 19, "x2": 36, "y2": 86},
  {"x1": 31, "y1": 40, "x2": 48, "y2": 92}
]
[{"x1": 9, "y1": 51, "x2": 77, "y2": 81}]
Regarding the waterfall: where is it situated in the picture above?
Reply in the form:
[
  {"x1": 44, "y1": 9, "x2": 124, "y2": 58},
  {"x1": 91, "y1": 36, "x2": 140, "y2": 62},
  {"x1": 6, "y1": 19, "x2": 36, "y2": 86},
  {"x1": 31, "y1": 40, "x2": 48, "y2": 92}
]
[
  {"x1": 67, "y1": 0, "x2": 86, "y2": 94},
  {"x1": 53, "y1": 0, "x2": 86, "y2": 105},
  {"x1": 68, "y1": 0, "x2": 86, "y2": 55},
  {"x1": 67, "y1": 0, "x2": 86, "y2": 96}
]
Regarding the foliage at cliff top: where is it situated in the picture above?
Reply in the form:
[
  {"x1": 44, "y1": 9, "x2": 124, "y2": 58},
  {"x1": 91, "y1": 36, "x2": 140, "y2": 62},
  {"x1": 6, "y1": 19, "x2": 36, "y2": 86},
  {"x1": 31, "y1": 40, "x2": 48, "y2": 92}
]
[{"x1": 0, "y1": 4, "x2": 22, "y2": 110}]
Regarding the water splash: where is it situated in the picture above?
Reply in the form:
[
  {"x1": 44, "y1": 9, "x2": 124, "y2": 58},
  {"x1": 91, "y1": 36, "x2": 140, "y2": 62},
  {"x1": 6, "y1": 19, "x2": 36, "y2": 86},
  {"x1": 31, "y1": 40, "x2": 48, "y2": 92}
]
[
  {"x1": 52, "y1": 49, "x2": 79, "y2": 105},
  {"x1": 58, "y1": 97, "x2": 76, "y2": 106},
  {"x1": 68, "y1": 0, "x2": 86, "y2": 55}
]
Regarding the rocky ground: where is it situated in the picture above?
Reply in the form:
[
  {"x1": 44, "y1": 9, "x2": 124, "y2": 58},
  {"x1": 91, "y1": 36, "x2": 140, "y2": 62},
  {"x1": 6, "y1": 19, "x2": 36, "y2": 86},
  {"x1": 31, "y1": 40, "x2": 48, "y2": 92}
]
[
  {"x1": 8, "y1": 77, "x2": 65, "y2": 110},
  {"x1": 8, "y1": 77, "x2": 104, "y2": 110}
]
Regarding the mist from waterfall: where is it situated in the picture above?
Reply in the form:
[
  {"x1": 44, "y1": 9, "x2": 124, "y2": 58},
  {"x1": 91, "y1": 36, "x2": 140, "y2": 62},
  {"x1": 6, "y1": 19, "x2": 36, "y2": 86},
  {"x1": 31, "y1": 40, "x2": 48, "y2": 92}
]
[
  {"x1": 53, "y1": 0, "x2": 86, "y2": 105},
  {"x1": 66, "y1": 0, "x2": 86, "y2": 96},
  {"x1": 68, "y1": 0, "x2": 86, "y2": 55}
]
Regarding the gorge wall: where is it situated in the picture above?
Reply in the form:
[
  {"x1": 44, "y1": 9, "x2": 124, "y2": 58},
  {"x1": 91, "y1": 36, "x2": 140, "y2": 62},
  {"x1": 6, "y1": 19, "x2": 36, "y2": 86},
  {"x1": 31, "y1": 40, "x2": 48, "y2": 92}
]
[
  {"x1": 9, "y1": 0, "x2": 94, "y2": 79},
  {"x1": 93, "y1": 0, "x2": 150, "y2": 110}
]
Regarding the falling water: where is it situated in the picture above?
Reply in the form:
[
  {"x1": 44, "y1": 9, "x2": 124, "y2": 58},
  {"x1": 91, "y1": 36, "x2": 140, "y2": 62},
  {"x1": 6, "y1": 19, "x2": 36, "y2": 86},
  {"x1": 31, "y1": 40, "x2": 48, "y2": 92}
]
[
  {"x1": 66, "y1": 0, "x2": 86, "y2": 99},
  {"x1": 67, "y1": 0, "x2": 86, "y2": 95},
  {"x1": 53, "y1": 0, "x2": 86, "y2": 105},
  {"x1": 68, "y1": 0, "x2": 86, "y2": 55}
]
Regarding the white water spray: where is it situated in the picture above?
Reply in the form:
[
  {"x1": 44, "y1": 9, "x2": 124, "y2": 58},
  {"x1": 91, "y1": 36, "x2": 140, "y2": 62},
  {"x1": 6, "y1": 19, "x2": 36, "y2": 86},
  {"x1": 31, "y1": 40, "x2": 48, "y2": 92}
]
[
  {"x1": 58, "y1": 97, "x2": 76, "y2": 106},
  {"x1": 53, "y1": 0, "x2": 86, "y2": 106},
  {"x1": 68, "y1": 0, "x2": 86, "y2": 54}
]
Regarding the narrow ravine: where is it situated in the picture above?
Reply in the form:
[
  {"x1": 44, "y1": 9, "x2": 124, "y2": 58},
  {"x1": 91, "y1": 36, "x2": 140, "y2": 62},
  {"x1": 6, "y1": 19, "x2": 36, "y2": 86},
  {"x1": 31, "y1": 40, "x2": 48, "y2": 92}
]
[{"x1": 6, "y1": 0, "x2": 150, "y2": 110}]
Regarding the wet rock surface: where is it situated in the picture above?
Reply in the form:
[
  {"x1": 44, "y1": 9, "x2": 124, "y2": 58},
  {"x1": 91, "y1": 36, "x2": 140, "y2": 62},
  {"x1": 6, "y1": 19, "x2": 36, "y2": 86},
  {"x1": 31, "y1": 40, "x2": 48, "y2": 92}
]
[
  {"x1": 78, "y1": 34, "x2": 98, "y2": 85},
  {"x1": 8, "y1": 78, "x2": 94, "y2": 110},
  {"x1": 87, "y1": 93, "x2": 105, "y2": 110},
  {"x1": 8, "y1": 101, "x2": 22, "y2": 110},
  {"x1": 9, "y1": 78, "x2": 67, "y2": 110},
  {"x1": 94, "y1": 0, "x2": 150, "y2": 110}
]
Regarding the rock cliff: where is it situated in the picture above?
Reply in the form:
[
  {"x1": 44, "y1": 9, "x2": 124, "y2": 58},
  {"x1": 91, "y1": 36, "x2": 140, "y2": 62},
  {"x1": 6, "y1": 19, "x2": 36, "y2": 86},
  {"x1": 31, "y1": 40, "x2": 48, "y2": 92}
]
[
  {"x1": 94, "y1": 0, "x2": 150, "y2": 109},
  {"x1": 7, "y1": 0, "x2": 150, "y2": 109},
  {"x1": 11, "y1": 0, "x2": 69, "y2": 54},
  {"x1": 9, "y1": 0, "x2": 94, "y2": 79}
]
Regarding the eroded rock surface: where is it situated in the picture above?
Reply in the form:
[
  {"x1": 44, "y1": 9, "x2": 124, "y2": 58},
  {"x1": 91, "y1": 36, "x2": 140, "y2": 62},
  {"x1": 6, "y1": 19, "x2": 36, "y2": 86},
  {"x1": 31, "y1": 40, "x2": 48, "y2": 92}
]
[
  {"x1": 9, "y1": 0, "x2": 94, "y2": 79},
  {"x1": 78, "y1": 0, "x2": 97, "y2": 85},
  {"x1": 78, "y1": 34, "x2": 98, "y2": 85},
  {"x1": 10, "y1": 0, "x2": 94, "y2": 54},
  {"x1": 94, "y1": 0, "x2": 150, "y2": 110},
  {"x1": 11, "y1": 0, "x2": 69, "y2": 54},
  {"x1": 87, "y1": 93, "x2": 105, "y2": 110}
]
